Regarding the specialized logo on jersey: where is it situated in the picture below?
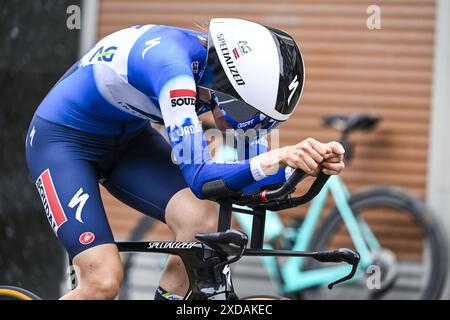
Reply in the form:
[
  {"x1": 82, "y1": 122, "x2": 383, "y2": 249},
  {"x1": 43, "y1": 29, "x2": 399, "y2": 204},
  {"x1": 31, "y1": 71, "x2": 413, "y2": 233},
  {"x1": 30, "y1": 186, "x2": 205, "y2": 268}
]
[
  {"x1": 35, "y1": 169, "x2": 67, "y2": 234},
  {"x1": 142, "y1": 37, "x2": 161, "y2": 59},
  {"x1": 29, "y1": 126, "x2": 36, "y2": 147},
  {"x1": 89, "y1": 46, "x2": 118, "y2": 62},
  {"x1": 170, "y1": 89, "x2": 196, "y2": 107},
  {"x1": 69, "y1": 188, "x2": 90, "y2": 223},
  {"x1": 79, "y1": 232, "x2": 95, "y2": 245}
]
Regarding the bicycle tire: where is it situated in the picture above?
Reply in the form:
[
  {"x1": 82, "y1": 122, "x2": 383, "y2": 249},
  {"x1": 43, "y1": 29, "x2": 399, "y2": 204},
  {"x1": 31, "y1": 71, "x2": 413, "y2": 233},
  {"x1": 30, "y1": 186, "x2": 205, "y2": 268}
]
[
  {"x1": 302, "y1": 186, "x2": 448, "y2": 300},
  {"x1": 0, "y1": 286, "x2": 41, "y2": 300},
  {"x1": 118, "y1": 216, "x2": 158, "y2": 300}
]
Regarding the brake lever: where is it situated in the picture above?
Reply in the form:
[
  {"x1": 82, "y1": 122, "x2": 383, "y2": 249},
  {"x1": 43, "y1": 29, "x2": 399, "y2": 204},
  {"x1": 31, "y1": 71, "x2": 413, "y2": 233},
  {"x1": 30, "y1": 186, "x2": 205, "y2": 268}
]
[{"x1": 313, "y1": 248, "x2": 360, "y2": 289}]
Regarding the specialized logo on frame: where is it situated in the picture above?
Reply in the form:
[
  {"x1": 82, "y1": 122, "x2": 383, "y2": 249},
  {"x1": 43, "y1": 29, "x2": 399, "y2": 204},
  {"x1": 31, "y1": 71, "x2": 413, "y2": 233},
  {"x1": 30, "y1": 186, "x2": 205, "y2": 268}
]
[{"x1": 147, "y1": 242, "x2": 197, "y2": 249}]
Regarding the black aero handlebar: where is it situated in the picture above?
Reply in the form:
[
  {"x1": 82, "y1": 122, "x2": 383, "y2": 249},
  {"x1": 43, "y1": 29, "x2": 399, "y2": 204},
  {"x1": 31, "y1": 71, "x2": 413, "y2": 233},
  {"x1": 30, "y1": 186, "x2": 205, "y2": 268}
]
[
  {"x1": 314, "y1": 248, "x2": 360, "y2": 289},
  {"x1": 227, "y1": 169, "x2": 360, "y2": 289},
  {"x1": 200, "y1": 166, "x2": 360, "y2": 290},
  {"x1": 232, "y1": 170, "x2": 331, "y2": 210}
]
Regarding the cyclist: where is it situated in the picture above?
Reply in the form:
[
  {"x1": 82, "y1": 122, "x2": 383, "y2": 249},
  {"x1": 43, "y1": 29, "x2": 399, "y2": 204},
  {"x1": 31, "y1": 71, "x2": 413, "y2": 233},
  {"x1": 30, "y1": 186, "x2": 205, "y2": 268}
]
[{"x1": 25, "y1": 18, "x2": 345, "y2": 300}]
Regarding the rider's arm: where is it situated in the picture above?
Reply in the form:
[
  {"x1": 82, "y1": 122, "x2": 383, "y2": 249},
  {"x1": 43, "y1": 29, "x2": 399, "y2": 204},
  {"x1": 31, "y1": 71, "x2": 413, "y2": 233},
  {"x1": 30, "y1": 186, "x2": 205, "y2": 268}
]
[
  {"x1": 233, "y1": 133, "x2": 295, "y2": 193},
  {"x1": 136, "y1": 30, "x2": 300, "y2": 199},
  {"x1": 158, "y1": 72, "x2": 266, "y2": 198}
]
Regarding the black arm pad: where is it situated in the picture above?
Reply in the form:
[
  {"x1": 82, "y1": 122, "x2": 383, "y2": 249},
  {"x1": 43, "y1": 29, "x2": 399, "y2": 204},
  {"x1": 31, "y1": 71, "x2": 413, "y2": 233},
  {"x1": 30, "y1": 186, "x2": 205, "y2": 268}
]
[{"x1": 201, "y1": 179, "x2": 241, "y2": 201}]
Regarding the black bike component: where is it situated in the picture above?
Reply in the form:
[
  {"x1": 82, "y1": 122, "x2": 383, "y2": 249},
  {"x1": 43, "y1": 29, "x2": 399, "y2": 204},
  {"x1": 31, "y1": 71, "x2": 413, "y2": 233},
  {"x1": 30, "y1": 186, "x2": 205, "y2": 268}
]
[
  {"x1": 250, "y1": 208, "x2": 266, "y2": 248},
  {"x1": 313, "y1": 248, "x2": 360, "y2": 289},
  {"x1": 196, "y1": 229, "x2": 248, "y2": 285},
  {"x1": 203, "y1": 169, "x2": 328, "y2": 211},
  {"x1": 116, "y1": 169, "x2": 361, "y2": 299},
  {"x1": 256, "y1": 172, "x2": 331, "y2": 211},
  {"x1": 232, "y1": 169, "x2": 306, "y2": 206},
  {"x1": 118, "y1": 216, "x2": 158, "y2": 300},
  {"x1": 213, "y1": 171, "x2": 331, "y2": 249},
  {"x1": 201, "y1": 179, "x2": 241, "y2": 201},
  {"x1": 196, "y1": 229, "x2": 248, "y2": 258},
  {"x1": 323, "y1": 113, "x2": 379, "y2": 163},
  {"x1": 323, "y1": 113, "x2": 379, "y2": 135},
  {"x1": 117, "y1": 241, "x2": 235, "y2": 300},
  {"x1": 339, "y1": 137, "x2": 353, "y2": 162},
  {"x1": 218, "y1": 202, "x2": 232, "y2": 232},
  {"x1": 244, "y1": 247, "x2": 360, "y2": 289}
]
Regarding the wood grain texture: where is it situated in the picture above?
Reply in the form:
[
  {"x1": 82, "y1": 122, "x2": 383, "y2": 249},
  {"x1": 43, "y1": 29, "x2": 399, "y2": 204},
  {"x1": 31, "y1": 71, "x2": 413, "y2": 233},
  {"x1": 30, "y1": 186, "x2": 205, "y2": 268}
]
[{"x1": 96, "y1": 1, "x2": 435, "y2": 260}]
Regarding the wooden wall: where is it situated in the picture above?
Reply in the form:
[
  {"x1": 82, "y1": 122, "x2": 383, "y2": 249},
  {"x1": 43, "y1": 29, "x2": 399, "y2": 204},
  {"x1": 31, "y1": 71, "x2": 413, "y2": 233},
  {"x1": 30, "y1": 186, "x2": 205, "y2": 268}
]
[{"x1": 95, "y1": 0, "x2": 436, "y2": 249}]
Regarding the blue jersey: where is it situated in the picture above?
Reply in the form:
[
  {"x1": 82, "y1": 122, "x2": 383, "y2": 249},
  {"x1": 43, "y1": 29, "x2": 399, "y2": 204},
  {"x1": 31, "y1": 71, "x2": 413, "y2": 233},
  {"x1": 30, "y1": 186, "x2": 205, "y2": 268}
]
[{"x1": 35, "y1": 25, "x2": 289, "y2": 199}]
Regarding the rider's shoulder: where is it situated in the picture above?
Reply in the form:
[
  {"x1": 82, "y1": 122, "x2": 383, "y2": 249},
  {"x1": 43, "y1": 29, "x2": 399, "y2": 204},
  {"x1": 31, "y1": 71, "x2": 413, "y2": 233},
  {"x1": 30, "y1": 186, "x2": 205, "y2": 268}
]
[
  {"x1": 130, "y1": 26, "x2": 192, "y2": 63},
  {"x1": 137, "y1": 25, "x2": 193, "y2": 46}
]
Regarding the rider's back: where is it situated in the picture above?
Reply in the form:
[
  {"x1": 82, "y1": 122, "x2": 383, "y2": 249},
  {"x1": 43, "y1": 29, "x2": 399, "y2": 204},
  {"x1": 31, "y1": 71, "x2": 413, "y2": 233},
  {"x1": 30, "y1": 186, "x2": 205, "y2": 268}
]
[{"x1": 36, "y1": 25, "x2": 207, "y2": 136}]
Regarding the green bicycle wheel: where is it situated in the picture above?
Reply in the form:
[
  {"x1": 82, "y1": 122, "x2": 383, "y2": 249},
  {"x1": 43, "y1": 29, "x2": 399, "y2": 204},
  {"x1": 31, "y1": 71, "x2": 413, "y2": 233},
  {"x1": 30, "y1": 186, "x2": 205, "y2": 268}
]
[{"x1": 302, "y1": 186, "x2": 447, "y2": 300}]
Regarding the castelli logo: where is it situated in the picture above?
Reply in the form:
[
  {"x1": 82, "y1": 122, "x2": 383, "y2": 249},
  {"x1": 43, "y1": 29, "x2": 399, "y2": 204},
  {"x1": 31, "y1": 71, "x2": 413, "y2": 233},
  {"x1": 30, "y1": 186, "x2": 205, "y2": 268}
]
[{"x1": 79, "y1": 232, "x2": 95, "y2": 245}]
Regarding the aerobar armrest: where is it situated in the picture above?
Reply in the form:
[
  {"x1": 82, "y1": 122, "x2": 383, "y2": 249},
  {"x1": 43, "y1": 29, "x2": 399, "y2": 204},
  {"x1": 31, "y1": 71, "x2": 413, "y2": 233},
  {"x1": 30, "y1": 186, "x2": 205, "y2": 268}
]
[{"x1": 201, "y1": 179, "x2": 242, "y2": 201}]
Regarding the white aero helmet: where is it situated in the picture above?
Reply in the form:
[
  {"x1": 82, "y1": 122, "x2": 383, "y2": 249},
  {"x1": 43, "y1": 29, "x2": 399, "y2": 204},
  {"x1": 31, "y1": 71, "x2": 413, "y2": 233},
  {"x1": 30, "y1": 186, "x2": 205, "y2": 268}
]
[{"x1": 198, "y1": 18, "x2": 305, "y2": 131}]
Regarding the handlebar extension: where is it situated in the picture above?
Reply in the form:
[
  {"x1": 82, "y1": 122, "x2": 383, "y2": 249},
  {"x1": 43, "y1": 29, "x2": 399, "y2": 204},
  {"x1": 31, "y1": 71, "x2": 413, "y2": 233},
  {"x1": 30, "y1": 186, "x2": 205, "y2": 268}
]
[
  {"x1": 313, "y1": 248, "x2": 361, "y2": 289},
  {"x1": 234, "y1": 170, "x2": 331, "y2": 210}
]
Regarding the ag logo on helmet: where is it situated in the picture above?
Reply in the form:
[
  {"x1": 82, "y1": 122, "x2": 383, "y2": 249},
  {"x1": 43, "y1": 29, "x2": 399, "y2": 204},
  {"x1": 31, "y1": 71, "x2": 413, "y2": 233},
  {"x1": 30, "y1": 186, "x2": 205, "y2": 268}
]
[{"x1": 233, "y1": 41, "x2": 252, "y2": 59}]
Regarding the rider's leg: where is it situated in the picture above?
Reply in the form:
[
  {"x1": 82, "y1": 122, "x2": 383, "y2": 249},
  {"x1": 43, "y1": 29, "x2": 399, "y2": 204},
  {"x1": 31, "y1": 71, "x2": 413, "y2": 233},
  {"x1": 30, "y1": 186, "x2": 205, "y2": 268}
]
[
  {"x1": 102, "y1": 126, "x2": 217, "y2": 299},
  {"x1": 60, "y1": 244, "x2": 123, "y2": 300},
  {"x1": 25, "y1": 116, "x2": 123, "y2": 300},
  {"x1": 160, "y1": 189, "x2": 217, "y2": 296}
]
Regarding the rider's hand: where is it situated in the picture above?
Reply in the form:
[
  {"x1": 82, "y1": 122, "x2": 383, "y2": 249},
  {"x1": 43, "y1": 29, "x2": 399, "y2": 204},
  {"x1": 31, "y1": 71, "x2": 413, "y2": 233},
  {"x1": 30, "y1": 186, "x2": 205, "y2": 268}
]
[
  {"x1": 281, "y1": 138, "x2": 331, "y2": 177},
  {"x1": 322, "y1": 141, "x2": 345, "y2": 176}
]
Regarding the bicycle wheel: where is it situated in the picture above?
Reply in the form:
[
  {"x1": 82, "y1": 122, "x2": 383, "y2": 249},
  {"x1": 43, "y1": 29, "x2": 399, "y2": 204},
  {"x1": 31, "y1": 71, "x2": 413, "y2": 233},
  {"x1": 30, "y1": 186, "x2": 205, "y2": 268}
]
[
  {"x1": 302, "y1": 186, "x2": 447, "y2": 300},
  {"x1": 118, "y1": 216, "x2": 169, "y2": 300},
  {"x1": 0, "y1": 286, "x2": 41, "y2": 300}
]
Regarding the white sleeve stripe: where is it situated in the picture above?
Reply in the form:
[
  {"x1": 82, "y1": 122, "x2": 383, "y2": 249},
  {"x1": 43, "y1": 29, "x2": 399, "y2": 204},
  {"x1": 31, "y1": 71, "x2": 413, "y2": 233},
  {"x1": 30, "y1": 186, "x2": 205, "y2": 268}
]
[
  {"x1": 250, "y1": 156, "x2": 267, "y2": 181},
  {"x1": 285, "y1": 166, "x2": 294, "y2": 181},
  {"x1": 158, "y1": 75, "x2": 198, "y2": 127}
]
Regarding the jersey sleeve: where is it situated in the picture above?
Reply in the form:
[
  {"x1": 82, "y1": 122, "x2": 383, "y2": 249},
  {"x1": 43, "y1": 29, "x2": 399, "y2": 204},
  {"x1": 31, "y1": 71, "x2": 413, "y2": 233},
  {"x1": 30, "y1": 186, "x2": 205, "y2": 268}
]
[
  {"x1": 157, "y1": 70, "x2": 262, "y2": 198},
  {"x1": 232, "y1": 135, "x2": 295, "y2": 194},
  {"x1": 242, "y1": 167, "x2": 295, "y2": 194}
]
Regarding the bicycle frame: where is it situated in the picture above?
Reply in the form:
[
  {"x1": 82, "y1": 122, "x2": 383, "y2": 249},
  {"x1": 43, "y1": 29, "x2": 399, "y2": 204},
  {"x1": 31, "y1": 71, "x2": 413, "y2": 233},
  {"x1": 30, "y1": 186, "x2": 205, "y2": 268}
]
[
  {"x1": 234, "y1": 175, "x2": 380, "y2": 293},
  {"x1": 115, "y1": 233, "x2": 358, "y2": 299},
  {"x1": 112, "y1": 173, "x2": 361, "y2": 299},
  {"x1": 117, "y1": 240, "x2": 237, "y2": 300}
]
